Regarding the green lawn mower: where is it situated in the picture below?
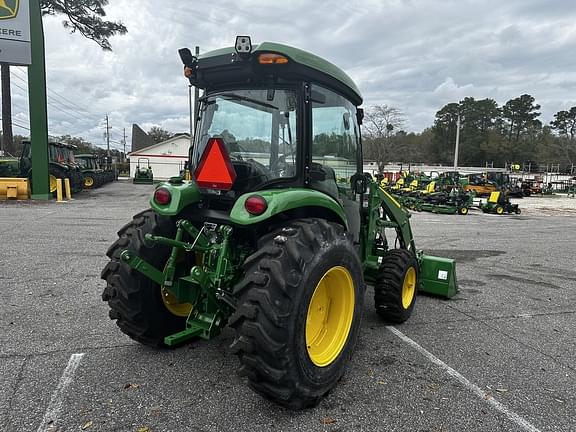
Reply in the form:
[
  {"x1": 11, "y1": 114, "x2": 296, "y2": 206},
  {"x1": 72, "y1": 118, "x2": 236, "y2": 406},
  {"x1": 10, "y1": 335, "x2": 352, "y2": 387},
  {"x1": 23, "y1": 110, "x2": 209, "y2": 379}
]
[
  {"x1": 479, "y1": 191, "x2": 520, "y2": 214},
  {"x1": 101, "y1": 36, "x2": 458, "y2": 410}
]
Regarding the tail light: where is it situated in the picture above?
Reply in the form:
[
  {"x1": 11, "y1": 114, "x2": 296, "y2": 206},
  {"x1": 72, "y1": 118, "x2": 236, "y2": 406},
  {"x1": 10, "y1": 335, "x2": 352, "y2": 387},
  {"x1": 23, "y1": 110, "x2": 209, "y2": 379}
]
[
  {"x1": 245, "y1": 195, "x2": 267, "y2": 215},
  {"x1": 154, "y1": 187, "x2": 171, "y2": 205}
]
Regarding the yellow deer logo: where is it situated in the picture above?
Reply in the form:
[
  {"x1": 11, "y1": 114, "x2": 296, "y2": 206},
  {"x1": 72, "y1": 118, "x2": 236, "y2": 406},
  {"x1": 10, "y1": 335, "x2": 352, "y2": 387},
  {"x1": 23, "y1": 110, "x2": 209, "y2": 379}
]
[{"x1": 0, "y1": 0, "x2": 19, "y2": 20}]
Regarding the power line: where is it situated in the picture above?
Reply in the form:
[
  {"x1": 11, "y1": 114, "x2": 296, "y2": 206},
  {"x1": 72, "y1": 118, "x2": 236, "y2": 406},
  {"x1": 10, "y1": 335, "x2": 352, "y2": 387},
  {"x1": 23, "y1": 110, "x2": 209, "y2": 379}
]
[
  {"x1": 10, "y1": 79, "x2": 89, "y2": 123},
  {"x1": 10, "y1": 70, "x2": 101, "y2": 124},
  {"x1": 0, "y1": 117, "x2": 30, "y2": 131},
  {"x1": 12, "y1": 67, "x2": 99, "y2": 119}
]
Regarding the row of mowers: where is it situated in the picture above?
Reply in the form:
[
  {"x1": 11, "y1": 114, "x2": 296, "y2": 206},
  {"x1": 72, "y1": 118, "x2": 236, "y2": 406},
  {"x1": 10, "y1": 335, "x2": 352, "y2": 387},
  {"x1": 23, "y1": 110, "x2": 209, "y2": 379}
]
[{"x1": 379, "y1": 172, "x2": 520, "y2": 216}]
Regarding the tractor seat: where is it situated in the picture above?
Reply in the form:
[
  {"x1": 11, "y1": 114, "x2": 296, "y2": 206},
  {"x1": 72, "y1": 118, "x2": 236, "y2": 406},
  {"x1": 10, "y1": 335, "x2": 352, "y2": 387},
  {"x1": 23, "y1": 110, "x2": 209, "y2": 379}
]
[
  {"x1": 310, "y1": 163, "x2": 339, "y2": 198},
  {"x1": 232, "y1": 160, "x2": 270, "y2": 193}
]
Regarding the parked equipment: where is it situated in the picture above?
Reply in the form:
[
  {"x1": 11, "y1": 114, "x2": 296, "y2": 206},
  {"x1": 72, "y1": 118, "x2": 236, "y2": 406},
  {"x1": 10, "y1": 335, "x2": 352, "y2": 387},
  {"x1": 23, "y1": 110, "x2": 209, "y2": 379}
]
[
  {"x1": 76, "y1": 154, "x2": 104, "y2": 189},
  {"x1": 133, "y1": 158, "x2": 153, "y2": 184},
  {"x1": 0, "y1": 141, "x2": 83, "y2": 194},
  {"x1": 101, "y1": 36, "x2": 458, "y2": 410},
  {"x1": 479, "y1": 191, "x2": 520, "y2": 214}
]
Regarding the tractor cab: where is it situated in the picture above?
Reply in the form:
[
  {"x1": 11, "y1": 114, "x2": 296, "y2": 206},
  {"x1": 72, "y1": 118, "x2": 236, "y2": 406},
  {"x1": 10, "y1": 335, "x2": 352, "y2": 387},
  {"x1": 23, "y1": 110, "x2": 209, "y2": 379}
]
[{"x1": 178, "y1": 37, "x2": 363, "y2": 238}]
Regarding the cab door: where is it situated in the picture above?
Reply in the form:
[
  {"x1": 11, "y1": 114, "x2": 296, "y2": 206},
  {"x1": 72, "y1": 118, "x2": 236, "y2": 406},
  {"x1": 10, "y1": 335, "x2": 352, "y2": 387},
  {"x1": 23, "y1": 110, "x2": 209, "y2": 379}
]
[{"x1": 309, "y1": 85, "x2": 362, "y2": 242}]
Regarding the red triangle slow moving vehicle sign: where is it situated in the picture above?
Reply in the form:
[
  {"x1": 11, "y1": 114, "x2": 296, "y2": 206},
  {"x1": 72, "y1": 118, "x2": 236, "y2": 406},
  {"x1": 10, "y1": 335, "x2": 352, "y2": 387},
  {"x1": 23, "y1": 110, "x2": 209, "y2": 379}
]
[{"x1": 194, "y1": 137, "x2": 237, "y2": 190}]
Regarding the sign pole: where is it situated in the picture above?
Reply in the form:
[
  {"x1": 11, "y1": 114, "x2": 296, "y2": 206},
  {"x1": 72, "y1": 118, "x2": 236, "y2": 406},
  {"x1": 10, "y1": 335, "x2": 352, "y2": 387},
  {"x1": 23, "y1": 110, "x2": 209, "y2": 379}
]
[{"x1": 28, "y1": 0, "x2": 49, "y2": 199}]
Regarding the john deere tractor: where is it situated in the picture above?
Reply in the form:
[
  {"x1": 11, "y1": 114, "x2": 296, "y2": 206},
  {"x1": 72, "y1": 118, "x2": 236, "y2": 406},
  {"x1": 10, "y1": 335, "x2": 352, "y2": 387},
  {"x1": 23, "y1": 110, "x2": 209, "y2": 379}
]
[
  {"x1": 76, "y1": 154, "x2": 104, "y2": 189},
  {"x1": 101, "y1": 37, "x2": 457, "y2": 409}
]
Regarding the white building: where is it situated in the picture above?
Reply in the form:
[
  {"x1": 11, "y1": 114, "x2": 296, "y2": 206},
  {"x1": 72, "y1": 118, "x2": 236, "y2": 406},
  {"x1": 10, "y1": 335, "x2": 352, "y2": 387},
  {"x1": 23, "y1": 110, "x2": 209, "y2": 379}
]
[{"x1": 129, "y1": 134, "x2": 191, "y2": 180}]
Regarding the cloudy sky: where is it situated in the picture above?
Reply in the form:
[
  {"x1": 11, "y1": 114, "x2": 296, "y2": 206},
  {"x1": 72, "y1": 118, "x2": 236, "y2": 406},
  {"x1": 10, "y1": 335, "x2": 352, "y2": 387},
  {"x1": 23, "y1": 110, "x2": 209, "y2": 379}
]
[{"x1": 7, "y1": 0, "x2": 576, "y2": 152}]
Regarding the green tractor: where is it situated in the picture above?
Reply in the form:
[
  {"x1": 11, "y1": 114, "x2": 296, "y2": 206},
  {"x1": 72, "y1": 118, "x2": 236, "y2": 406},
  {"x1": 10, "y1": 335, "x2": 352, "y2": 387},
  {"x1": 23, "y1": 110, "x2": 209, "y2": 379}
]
[
  {"x1": 133, "y1": 157, "x2": 154, "y2": 184},
  {"x1": 101, "y1": 37, "x2": 457, "y2": 409},
  {"x1": 2, "y1": 141, "x2": 82, "y2": 194},
  {"x1": 76, "y1": 154, "x2": 104, "y2": 189}
]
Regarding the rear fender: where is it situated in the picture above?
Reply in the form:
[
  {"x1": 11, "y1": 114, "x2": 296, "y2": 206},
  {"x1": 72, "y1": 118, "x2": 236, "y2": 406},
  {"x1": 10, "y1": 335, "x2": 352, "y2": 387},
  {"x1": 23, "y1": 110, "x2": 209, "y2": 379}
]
[
  {"x1": 150, "y1": 181, "x2": 201, "y2": 216},
  {"x1": 230, "y1": 188, "x2": 347, "y2": 228}
]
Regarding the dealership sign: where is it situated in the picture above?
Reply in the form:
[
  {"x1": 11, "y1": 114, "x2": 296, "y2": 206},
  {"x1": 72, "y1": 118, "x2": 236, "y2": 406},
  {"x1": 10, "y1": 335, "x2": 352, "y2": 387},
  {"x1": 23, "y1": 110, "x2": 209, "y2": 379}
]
[{"x1": 0, "y1": 0, "x2": 31, "y2": 65}]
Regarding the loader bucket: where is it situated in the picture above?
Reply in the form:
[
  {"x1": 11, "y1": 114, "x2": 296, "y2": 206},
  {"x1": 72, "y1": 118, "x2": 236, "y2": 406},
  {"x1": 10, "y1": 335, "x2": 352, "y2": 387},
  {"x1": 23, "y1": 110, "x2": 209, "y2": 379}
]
[
  {"x1": 0, "y1": 178, "x2": 29, "y2": 200},
  {"x1": 418, "y1": 254, "x2": 458, "y2": 298}
]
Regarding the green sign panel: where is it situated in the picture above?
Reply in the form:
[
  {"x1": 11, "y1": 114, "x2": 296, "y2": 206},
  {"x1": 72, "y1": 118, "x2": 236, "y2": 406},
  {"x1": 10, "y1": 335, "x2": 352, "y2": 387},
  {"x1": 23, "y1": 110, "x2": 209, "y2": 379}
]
[{"x1": 0, "y1": 0, "x2": 30, "y2": 65}]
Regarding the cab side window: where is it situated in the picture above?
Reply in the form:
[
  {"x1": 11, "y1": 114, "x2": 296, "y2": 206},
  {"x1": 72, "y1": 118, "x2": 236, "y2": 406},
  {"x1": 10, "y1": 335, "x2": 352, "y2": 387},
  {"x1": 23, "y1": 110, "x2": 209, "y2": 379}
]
[{"x1": 311, "y1": 85, "x2": 359, "y2": 200}]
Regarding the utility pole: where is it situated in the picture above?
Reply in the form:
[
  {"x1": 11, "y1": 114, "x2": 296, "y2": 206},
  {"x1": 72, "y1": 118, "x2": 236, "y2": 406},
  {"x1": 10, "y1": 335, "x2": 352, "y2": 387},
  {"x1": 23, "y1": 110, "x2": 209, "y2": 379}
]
[
  {"x1": 122, "y1": 127, "x2": 127, "y2": 162},
  {"x1": 105, "y1": 114, "x2": 111, "y2": 159},
  {"x1": 453, "y1": 113, "x2": 461, "y2": 170},
  {"x1": 1, "y1": 63, "x2": 13, "y2": 154}
]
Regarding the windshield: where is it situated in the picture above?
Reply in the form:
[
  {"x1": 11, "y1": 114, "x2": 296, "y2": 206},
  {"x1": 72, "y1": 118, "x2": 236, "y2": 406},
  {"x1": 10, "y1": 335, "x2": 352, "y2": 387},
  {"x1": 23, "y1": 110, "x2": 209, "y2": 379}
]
[{"x1": 193, "y1": 89, "x2": 299, "y2": 191}]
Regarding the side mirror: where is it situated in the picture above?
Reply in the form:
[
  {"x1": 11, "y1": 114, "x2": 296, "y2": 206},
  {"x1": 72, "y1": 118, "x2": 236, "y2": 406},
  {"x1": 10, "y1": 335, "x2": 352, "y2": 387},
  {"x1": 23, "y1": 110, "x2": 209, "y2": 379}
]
[
  {"x1": 178, "y1": 48, "x2": 196, "y2": 68},
  {"x1": 351, "y1": 173, "x2": 369, "y2": 194},
  {"x1": 343, "y1": 112, "x2": 350, "y2": 131},
  {"x1": 356, "y1": 108, "x2": 364, "y2": 125}
]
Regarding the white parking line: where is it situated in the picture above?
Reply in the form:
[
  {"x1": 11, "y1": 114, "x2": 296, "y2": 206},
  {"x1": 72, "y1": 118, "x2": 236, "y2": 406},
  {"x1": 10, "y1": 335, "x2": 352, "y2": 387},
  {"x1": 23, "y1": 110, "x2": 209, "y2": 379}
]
[
  {"x1": 387, "y1": 327, "x2": 541, "y2": 432},
  {"x1": 36, "y1": 353, "x2": 85, "y2": 432}
]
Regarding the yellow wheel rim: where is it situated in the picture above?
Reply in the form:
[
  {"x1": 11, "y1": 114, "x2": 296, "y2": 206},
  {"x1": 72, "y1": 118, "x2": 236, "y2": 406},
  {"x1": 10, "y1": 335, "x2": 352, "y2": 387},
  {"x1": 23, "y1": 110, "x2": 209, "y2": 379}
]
[
  {"x1": 161, "y1": 286, "x2": 192, "y2": 317},
  {"x1": 161, "y1": 254, "x2": 193, "y2": 317},
  {"x1": 496, "y1": 206, "x2": 504, "y2": 214},
  {"x1": 460, "y1": 207, "x2": 468, "y2": 215},
  {"x1": 306, "y1": 266, "x2": 355, "y2": 367},
  {"x1": 49, "y1": 175, "x2": 57, "y2": 193},
  {"x1": 84, "y1": 176, "x2": 94, "y2": 187},
  {"x1": 401, "y1": 267, "x2": 416, "y2": 309}
]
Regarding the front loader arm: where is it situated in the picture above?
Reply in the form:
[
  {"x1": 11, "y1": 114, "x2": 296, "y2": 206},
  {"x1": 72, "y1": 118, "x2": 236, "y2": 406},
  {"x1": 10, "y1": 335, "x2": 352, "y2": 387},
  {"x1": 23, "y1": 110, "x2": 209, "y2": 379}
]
[{"x1": 362, "y1": 180, "x2": 458, "y2": 298}]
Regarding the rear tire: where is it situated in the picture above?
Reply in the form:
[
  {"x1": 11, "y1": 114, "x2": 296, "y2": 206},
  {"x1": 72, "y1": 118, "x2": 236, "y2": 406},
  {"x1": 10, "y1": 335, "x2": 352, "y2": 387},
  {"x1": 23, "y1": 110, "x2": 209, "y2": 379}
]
[
  {"x1": 229, "y1": 219, "x2": 364, "y2": 409},
  {"x1": 101, "y1": 209, "x2": 186, "y2": 347},
  {"x1": 374, "y1": 249, "x2": 418, "y2": 323}
]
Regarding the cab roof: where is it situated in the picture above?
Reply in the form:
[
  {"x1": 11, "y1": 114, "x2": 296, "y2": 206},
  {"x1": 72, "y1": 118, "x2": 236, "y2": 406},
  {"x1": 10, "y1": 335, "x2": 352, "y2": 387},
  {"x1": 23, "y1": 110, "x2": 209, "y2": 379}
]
[{"x1": 196, "y1": 41, "x2": 363, "y2": 106}]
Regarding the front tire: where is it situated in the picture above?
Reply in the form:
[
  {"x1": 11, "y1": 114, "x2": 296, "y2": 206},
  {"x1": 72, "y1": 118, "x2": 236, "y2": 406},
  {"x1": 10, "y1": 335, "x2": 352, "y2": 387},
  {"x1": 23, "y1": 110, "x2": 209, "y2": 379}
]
[
  {"x1": 229, "y1": 219, "x2": 364, "y2": 409},
  {"x1": 374, "y1": 249, "x2": 418, "y2": 323},
  {"x1": 100, "y1": 209, "x2": 187, "y2": 347}
]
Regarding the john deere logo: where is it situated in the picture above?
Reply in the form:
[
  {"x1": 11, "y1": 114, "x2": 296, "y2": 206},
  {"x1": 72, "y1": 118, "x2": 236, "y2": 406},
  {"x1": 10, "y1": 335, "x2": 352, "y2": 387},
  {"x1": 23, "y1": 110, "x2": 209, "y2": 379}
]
[{"x1": 0, "y1": 0, "x2": 19, "y2": 20}]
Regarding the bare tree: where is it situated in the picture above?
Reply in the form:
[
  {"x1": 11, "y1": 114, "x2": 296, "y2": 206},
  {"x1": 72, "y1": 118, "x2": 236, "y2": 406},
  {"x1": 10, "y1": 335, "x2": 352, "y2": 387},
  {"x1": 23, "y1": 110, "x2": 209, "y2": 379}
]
[{"x1": 362, "y1": 105, "x2": 405, "y2": 171}]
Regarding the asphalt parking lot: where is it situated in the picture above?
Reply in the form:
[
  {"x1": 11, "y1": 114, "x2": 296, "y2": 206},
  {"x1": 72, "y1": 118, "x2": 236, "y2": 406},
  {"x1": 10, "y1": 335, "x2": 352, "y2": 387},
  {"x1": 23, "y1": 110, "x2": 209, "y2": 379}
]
[{"x1": 1, "y1": 181, "x2": 575, "y2": 432}]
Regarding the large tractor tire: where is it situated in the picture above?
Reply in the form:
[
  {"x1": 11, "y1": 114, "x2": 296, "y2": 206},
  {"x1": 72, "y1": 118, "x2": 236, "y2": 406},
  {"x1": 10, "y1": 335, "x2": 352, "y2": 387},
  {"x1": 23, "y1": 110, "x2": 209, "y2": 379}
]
[
  {"x1": 374, "y1": 249, "x2": 418, "y2": 323},
  {"x1": 83, "y1": 173, "x2": 97, "y2": 189},
  {"x1": 101, "y1": 209, "x2": 190, "y2": 347},
  {"x1": 229, "y1": 219, "x2": 364, "y2": 409}
]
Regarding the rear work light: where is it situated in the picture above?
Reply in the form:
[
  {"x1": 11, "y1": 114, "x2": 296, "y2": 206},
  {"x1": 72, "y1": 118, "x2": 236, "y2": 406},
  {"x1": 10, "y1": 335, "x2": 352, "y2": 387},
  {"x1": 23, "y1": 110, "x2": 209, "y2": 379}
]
[
  {"x1": 245, "y1": 195, "x2": 268, "y2": 215},
  {"x1": 258, "y1": 53, "x2": 289, "y2": 64},
  {"x1": 154, "y1": 187, "x2": 172, "y2": 205}
]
